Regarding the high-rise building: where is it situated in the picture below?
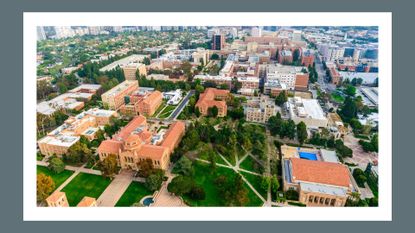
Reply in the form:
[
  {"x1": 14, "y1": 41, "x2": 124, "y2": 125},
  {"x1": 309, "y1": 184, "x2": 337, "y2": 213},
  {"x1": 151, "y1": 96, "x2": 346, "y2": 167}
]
[
  {"x1": 212, "y1": 34, "x2": 225, "y2": 50},
  {"x1": 251, "y1": 27, "x2": 262, "y2": 37},
  {"x1": 54, "y1": 26, "x2": 75, "y2": 39},
  {"x1": 37, "y1": 26, "x2": 46, "y2": 41}
]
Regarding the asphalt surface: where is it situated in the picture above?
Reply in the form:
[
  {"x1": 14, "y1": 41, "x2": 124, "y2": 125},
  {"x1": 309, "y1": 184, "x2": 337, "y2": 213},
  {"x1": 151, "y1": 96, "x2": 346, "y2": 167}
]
[{"x1": 169, "y1": 90, "x2": 195, "y2": 120}]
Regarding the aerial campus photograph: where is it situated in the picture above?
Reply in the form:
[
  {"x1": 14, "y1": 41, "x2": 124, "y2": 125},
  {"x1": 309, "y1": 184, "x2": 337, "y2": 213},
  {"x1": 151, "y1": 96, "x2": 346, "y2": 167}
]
[{"x1": 35, "y1": 25, "x2": 379, "y2": 208}]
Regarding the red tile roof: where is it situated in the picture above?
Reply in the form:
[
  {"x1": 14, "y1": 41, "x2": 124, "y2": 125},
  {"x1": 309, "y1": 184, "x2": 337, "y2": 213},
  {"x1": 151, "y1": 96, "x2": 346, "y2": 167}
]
[
  {"x1": 76, "y1": 196, "x2": 96, "y2": 207},
  {"x1": 161, "y1": 121, "x2": 185, "y2": 152},
  {"x1": 137, "y1": 144, "x2": 168, "y2": 160},
  {"x1": 114, "y1": 116, "x2": 146, "y2": 140},
  {"x1": 290, "y1": 158, "x2": 351, "y2": 188},
  {"x1": 97, "y1": 140, "x2": 123, "y2": 155}
]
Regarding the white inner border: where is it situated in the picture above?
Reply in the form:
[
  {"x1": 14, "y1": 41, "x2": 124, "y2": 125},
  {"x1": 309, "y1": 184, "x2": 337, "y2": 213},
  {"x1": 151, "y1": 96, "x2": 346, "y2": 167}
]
[{"x1": 23, "y1": 12, "x2": 392, "y2": 221}]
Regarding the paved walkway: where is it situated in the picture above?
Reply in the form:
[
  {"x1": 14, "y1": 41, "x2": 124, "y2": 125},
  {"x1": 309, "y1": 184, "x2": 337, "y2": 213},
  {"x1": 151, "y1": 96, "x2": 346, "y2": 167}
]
[
  {"x1": 152, "y1": 170, "x2": 187, "y2": 207},
  {"x1": 96, "y1": 170, "x2": 135, "y2": 207}
]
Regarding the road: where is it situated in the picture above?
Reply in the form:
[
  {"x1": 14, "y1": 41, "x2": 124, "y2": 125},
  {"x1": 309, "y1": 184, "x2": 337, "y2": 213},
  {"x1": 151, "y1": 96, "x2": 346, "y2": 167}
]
[
  {"x1": 169, "y1": 90, "x2": 194, "y2": 120},
  {"x1": 314, "y1": 52, "x2": 336, "y2": 93}
]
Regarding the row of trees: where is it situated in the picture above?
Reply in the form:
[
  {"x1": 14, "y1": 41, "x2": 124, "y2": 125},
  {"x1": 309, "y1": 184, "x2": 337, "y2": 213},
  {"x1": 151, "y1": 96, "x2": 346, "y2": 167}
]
[{"x1": 268, "y1": 113, "x2": 308, "y2": 144}]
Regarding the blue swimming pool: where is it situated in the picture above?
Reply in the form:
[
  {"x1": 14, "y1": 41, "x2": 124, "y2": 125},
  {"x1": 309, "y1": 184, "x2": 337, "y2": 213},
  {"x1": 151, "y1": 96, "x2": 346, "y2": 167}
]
[
  {"x1": 143, "y1": 197, "x2": 154, "y2": 206},
  {"x1": 299, "y1": 152, "x2": 318, "y2": 160}
]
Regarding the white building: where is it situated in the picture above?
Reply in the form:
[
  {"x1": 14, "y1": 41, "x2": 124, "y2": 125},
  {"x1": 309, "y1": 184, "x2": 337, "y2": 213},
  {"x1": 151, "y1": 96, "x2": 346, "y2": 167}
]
[
  {"x1": 251, "y1": 27, "x2": 262, "y2": 37},
  {"x1": 99, "y1": 54, "x2": 148, "y2": 72},
  {"x1": 266, "y1": 64, "x2": 307, "y2": 90},
  {"x1": 163, "y1": 89, "x2": 182, "y2": 105},
  {"x1": 285, "y1": 97, "x2": 328, "y2": 128}
]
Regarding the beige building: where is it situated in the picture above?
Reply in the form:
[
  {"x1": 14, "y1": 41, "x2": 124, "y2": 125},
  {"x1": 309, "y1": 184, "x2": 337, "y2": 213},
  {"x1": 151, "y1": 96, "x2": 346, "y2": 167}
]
[
  {"x1": 123, "y1": 63, "x2": 147, "y2": 80},
  {"x1": 244, "y1": 95, "x2": 278, "y2": 123},
  {"x1": 98, "y1": 116, "x2": 185, "y2": 171},
  {"x1": 282, "y1": 158, "x2": 353, "y2": 207},
  {"x1": 101, "y1": 80, "x2": 139, "y2": 110},
  {"x1": 285, "y1": 97, "x2": 328, "y2": 128},
  {"x1": 38, "y1": 108, "x2": 117, "y2": 156},
  {"x1": 77, "y1": 196, "x2": 97, "y2": 207},
  {"x1": 46, "y1": 191, "x2": 69, "y2": 207},
  {"x1": 192, "y1": 48, "x2": 210, "y2": 65}
]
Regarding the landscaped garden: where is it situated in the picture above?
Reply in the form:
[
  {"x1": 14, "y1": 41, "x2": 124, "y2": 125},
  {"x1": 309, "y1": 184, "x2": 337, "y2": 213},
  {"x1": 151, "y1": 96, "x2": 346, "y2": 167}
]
[
  {"x1": 115, "y1": 181, "x2": 153, "y2": 207},
  {"x1": 61, "y1": 172, "x2": 111, "y2": 206},
  {"x1": 37, "y1": 165, "x2": 74, "y2": 191},
  {"x1": 158, "y1": 105, "x2": 176, "y2": 118},
  {"x1": 239, "y1": 155, "x2": 263, "y2": 174},
  {"x1": 240, "y1": 171, "x2": 267, "y2": 199},
  {"x1": 182, "y1": 162, "x2": 263, "y2": 207}
]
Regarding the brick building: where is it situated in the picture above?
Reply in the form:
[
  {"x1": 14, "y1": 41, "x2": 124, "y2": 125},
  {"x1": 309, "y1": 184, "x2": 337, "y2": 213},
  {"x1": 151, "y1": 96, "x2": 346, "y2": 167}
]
[{"x1": 195, "y1": 88, "x2": 229, "y2": 117}]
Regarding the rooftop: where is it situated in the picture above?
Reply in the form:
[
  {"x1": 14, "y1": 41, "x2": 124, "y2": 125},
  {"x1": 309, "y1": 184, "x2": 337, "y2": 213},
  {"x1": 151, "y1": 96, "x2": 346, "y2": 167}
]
[{"x1": 290, "y1": 158, "x2": 351, "y2": 188}]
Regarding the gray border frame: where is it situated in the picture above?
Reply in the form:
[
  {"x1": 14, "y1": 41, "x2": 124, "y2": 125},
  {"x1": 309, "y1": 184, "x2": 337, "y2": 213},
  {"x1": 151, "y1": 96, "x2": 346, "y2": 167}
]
[{"x1": 0, "y1": 0, "x2": 412, "y2": 232}]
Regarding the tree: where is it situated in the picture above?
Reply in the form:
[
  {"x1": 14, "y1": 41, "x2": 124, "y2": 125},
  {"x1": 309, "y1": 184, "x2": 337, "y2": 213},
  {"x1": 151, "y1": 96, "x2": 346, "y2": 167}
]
[
  {"x1": 345, "y1": 85, "x2": 356, "y2": 96},
  {"x1": 137, "y1": 158, "x2": 155, "y2": 178},
  {"x1": 65, "y1": 141, "x2": 92, "y2": 164},
  {"x1": 271, "y1": 175, "x2": 280, "y2": 195},
  {"x1": 339, "y1": 97, "x2": 357, "y2": 122},
  {"x1": 143, "y1": 57, "x2": 151, "y2": 65},
  {"x1": 145, "y1": 172, "x2": 164, "y2": 192},
  {"x1": 353, "y1": 168, "x2": 367, "y2": 187},
  {"x1": 210, "y1": 53, "x2": 220, "y2": 60},
  {"x1": 275, "y1": 91, "x2": 288, "y2": 106},
  {"x1": 208, "y1": 106, "x2": 219, "y2": 117},
  {"x1": 174, "y1": 156, "x2": 194, "y2": 176},
  {"x1": 101, "y1": 154, "x2": 118, "y2": 178},
  {"x1": 37, "y1": 173, "x2": 55, "y2": 202},
  {"x1": 261, "y1": 176, "x2": 271, "y2": 193},
  {"x1": 195, "y1": 107, "x2": 201, "y2": 117},
  {"x1": 167, "y1": 175, "x2": 193, "y2": 196},
  {"x1": 188, "y1": 186, "x2": 206, "y2": 200},
  {"x1": 296, "y1": 121, "x2": 308, "y2": 145},
  {"x1": 48, "y1": 157, "x2": 65, "y2": 174}
]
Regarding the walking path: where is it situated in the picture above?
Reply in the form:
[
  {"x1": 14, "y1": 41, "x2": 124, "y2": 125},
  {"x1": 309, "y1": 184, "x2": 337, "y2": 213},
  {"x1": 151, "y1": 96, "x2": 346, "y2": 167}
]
[
  {"x1": 152, "y1": 169, "x2": 187, "y2": 207},
  {"x1": 96, "y1": 170, "x2": 135, "y2": 207}
]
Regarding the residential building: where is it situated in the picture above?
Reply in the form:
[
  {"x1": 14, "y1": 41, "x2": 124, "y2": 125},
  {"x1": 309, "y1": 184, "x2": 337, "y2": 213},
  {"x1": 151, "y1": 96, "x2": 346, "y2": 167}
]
[
  {"x1": 38, "y1": 108, "x2": 117, "y2": 156},
  {"x1": 123, "y1": 63, "x2": 147, "y2": 80},
  {"x1": 244, "y1": 95, "x2": 279, "y2": 123},
  {"x1": 251, "y1": 27, "x2": 262, "y2": 37},
  {"x1": 301, "y1": 49, "x2": 315, "y2": 67},
  {"x1": 46, "y1": 192, "x2": 69, "y2": 207},
  {"x1": 282, "y1": 158, "x2": 353, "y2": 207},
  {"x1": 285, "y1": 97, "x2": 328, "y2": 128},
  {"x1": 97, "y1": 116, "x2": 185, "y2": 170},
  {"x1": 101, "y1": 80, "x2": 139, "y2": 110},
  {"x1": 195, "y1": 88, "x2": 229, "y2": 117},
  {"x1": 278, "y1": 50, "x2": 293, "y2": 64},
  {"x1": 237, "y1": 77, "x2": 260, "y2": 90}
]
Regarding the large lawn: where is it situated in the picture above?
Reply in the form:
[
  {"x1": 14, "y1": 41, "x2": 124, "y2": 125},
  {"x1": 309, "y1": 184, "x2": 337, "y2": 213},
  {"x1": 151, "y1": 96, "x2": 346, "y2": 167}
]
[
  {"x1": 37, "y1": 165, "x2": 74, "y2": 191},
  {"x1": 240, "y1": 171, "x2": 267, "y2": 199},
  {"x1": 184, "y1": 162, "x2": 263, "y2": 207},
  {"x1": 115, "y1": 182, "x2": 153, "y2": 207},
  {"x1": 61, "y1": 173, "x2": 111, "y2": 206},
  {"x1": 239, "y1": 155, "x2": 263, "y2": 174},
  {"x1": 158, "y1": 105, "x2": 176, "y2": 118},
  {"x1": 152, "y1": 101, "x2": 166, "y2": 117},
  {"x1": 198, "y1": 150, "x2": 226, "y2": 165}
]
